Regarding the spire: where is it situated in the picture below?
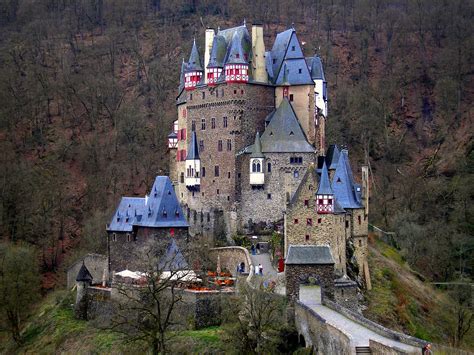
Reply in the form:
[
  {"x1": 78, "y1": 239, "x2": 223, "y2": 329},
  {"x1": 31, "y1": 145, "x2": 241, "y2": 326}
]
[
  {"x1": 186, "y1": 131, "x2": 200, "y2": 160},
  {"x1": 226, "y1": 31, "x2": 248, "y2": 64},
  {"x1": 251, "y1": 132, "x2": 264, "y2": 158},
  {"x1": 317, "y1": 161, "x2": 333, "y2": 195},
  {"x1": 187, "y1": 39, "x2": 203, "y2": 71},
  {"x1": 76, "y1": 262, "x2": 93, "y2": 283}
]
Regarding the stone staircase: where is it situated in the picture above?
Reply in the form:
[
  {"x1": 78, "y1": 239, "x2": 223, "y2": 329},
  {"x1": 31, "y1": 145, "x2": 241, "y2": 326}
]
[{"x1": 355, "y1": 346, "x2": 372, "y2": 354}]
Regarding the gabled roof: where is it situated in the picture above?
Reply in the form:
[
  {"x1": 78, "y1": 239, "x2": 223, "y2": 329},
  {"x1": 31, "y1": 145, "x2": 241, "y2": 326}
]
[
  {"x1": 158, "y1": 239, "x2": 189, "y2": 271},
  {"x1": 186, "y1": 39, "x2": 202, "y2": 72},
  {"x1": 108, "y1": 176, "x2": 189, "y2": 232},
  {"x1": 270, "y1": 28, "x2": 294, "y2": 81},
  {"x1": 259, "y1": 99, "x2": 314, "y2": 153},
  {"x1": 186, "y1": 131, "x2": 200, "y2": 160},
  {"x1": 167, "y1": 132, "x2": 177, "y2": 139},
  {"x1": 250, "y1": 132, "x2": 264, "y2": 158},
  {"x1": 317, "y1": 161, "x2": 333, "y2": 195},
  {"x1": 274, "y1": 58, "x2": 313, "y2": 85},
  {"x1": 286, "y1": 245, "x2": 335, "y2": 265},
  {"x1": 331, "y1": 150, "x2": 363, "y2": 209},
  {"x1": 76, "y1": 263, "x2": 93, "y2": 282},
  {"x1": 207, "y1": 35, "x2": 227, "y2": 68}
]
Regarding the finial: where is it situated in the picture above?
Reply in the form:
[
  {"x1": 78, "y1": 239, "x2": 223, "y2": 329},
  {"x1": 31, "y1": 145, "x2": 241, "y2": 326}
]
[
  {"x1": 291, "y1": 22, "x2": 295, "y2": 29},
  {"x1": 217, "y1": 25, "x2": 220, "y2": 32},
  {"x1": 243, "y1": 18, "x2": 246, "y2": 26}
]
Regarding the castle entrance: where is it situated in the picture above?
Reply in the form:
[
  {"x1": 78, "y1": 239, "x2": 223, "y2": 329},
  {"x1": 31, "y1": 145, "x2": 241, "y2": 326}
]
[{"x1": 299, "y1": 284, "x2": 322, "y2": 305}]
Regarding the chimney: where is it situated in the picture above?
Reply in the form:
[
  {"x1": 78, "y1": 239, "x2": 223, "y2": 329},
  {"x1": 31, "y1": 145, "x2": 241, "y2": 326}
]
[
  {"x1": 204, "y1": 28, "x2": 215, "y2": 84},
  {"x1": 361, "y1": 166, "x2": 369, "y2": 216},
  {"x1": 251, "y1": 23, "x2": 267, "y2": 83}
]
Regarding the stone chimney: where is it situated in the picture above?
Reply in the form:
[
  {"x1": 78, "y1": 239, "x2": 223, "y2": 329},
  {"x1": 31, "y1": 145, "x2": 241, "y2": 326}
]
[
  {"x1": 361, "y1": 165, "x2": 369, "y2": 216},
  {"x1": 204, "y1": 28, "x2": 215, "y2": 84},
  {"x1": 251, "y1": 23, "x2": 267, "y2": 83}
]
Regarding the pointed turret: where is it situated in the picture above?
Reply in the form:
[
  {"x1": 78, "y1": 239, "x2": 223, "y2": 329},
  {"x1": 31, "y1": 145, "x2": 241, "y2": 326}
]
[
  {"x1": 185, "y1": 131, "x2": 200, "y2": 188},
  {"x1": 250, "y1": 132, "x2": 264, "y2": 186},
  {"x1": 206, "y1": 35, "x2": 226, "y2": 85},
  {"x1": 184, "y1": 39, "x2": 203, "y2": 90},
  {"x1": 224, "y1": 31, "x2": 249, "y2": 83},
  {"x1": 76, "y1": 262, "x2": 93, "y2": 283},
  {"x1": 250, "y1": 132, "x2": 264, "y2": 158},
  {"x1": 316, "y1": 161, "x2": 334, "y2": 214}
]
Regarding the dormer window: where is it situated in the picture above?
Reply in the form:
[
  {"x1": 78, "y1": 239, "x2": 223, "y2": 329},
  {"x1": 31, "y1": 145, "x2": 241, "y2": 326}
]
[
  {"x1": 298, "y1": 68, "x2": 302, "y2": 74},
  {"x1": 289, "y1": 131, "x2": 294, "y2": 136},
  {"x1": 292, "y1": 45, "x2": 295, "y2": 51},
  {"x1": 175, "y1": 210, "x2": 180, "y2": 217},
  {"x1": 117, "y1": 217, "x2": 120, "y2": 222},
  {"x1": 125, "y1": 217, "x2": 129, "y2": 223},
  {"x1": 236, "y1": 53, "x2": 240, "y2": 59},
  {"x1": 272, "y1": 59, "x2": 276, "y2": 64},
  {"x1": 162, "y1": 209, "x2": 167, "y2": 217}
]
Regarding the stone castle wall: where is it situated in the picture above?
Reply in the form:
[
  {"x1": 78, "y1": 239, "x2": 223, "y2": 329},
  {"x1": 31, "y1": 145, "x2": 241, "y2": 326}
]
[{"x1": 286, "y1": 264, "x2": 335, "y2": 301}]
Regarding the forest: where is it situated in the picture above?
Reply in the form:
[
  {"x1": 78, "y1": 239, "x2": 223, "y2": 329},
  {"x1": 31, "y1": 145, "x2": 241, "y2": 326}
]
[{"x1": 0, "y1": 0, "x2": 472, "y2": 349}]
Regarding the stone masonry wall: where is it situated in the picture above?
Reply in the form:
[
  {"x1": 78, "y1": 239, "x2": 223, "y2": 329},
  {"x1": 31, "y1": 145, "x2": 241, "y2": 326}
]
[
  {"x1": 351, "y1": 208, "x2": 368, "y2": 237},
  {"x1": 238, "y1": 152, "x2": 315, "y2": 232},
  {"x1": 108, "y1": 227, "x2": 188, "y2": 273},
  {"x1": 286, "y1": 264, "x2": 335, "y2": 301}
]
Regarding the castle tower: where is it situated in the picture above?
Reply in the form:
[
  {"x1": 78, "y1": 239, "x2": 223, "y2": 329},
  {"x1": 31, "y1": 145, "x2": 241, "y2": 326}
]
[
  {"x1": 249, "y1": 132, "x2": 264, "y2": 186},
  {"x1": 316, "y1": 161, "x2": 334, "y2": 213},
  {"x1": 184, "y1": 39, "x2": 203, "y2": 90},
  {"x1": 204, "y1": 28, "x2": 215, "y2": 84},
  {"x1": 224, "y1": 32, "x2": 249, "y2": 83},
  {"x1": 206, "y1": 35, "x2": 226, "y2": 85},
  {"x1": 168, "y1": 120, "x2": 178, "y2": 182},
  {"x1": 74, "y1": 262, "x2": 93, "y2": 320},
  {"x1": 251, "y1": 23, "x2": 267, "y2": 83}
]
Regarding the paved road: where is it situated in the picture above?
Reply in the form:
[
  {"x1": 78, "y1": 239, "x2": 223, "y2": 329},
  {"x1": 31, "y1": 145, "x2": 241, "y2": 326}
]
[{"x1": 250, "y1": 252, "x2": 420, "y2": 354}]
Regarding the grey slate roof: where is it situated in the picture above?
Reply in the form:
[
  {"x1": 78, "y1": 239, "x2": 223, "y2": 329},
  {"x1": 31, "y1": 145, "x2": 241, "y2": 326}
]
[
  {"x1": 331, "y1": 150, "x2": 363, "y2": 209},
  {"x1": 250, "y1": 132, "x2": 264, "y2": 158},
  {"x1": 158, "y1": 239, "x2": 189, "y2": 271},
  {"x1": 247, "y1": 99, "x2": 314, "y2": 154},
  {"x1": 286, "y1": 245, "x2": 335, "y2": 265},
  {"x1": 76, "y1": 263, "x2": 93, "y2": 282},
  {"x1": 107, "y1": 176, "x2": 189, "y2": 232},
  {"x1": 168, "y1": 132, "x2": 177, "y2": 139},
  {"x1": 207, "y1": 35, "x2": 227, "y2": 68},
  {"x1": 317, "y1": 161, "x2": 333, "y2": 195},
  {"x1": 186, "y1": 39, "x2": 203, "y2": 72},
  {"x1": 216, "y1": 25, "x2": 252, "y2": 67},
  {"x1": 270, "y1": 28, "x2": 293, "y2": 81},
  {"x1": 310, "y1": 56, "x2": 326, "y2": 80},
  {"x1": 186, "y1": 131, "x2": 200, "y2": 160},
  {"x1": 326, "y1": 145, "x2": 340, "y2": 170},
  {"x1": 274, "y1": 58, "x2": 313, "y2": 85},
  {"x1": 226, "y1": 31, "x2": 249, "y2": 64}
]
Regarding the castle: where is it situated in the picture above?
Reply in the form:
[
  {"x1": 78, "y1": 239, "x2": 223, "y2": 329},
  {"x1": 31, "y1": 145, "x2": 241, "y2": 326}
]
[{"x1": 167, "y1": 23, "x2": 370, "y2": 287}]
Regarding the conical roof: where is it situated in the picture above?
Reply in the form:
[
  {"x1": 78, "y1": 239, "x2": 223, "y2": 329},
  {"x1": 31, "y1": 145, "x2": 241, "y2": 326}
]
[
  {"x1": 225, "y1": 31, "x2": 248, "y2": 65},
  {"x1": 311, "y1": 55, "x2": 326, "y2": 80},
  {"x1": 186, "y1": 39, "x2": 202, "y2": 72},
  {"x1": 186, "y1": 131, "x2": 200, "y2": 160},
  {"x1": 331, "y1": 150, "x2": 362, "y2": 209},
  {"x1": 207, "y1": 35, "x2": 227, "y2": 68},
  {"x1": 178, "y1": 58, "x2": 186, "y2": 92},
  {"x1": 250, "y1": 132, "x2": 264, "y2": 158},
  {"x1": 326, "y1": 145, "x2": 340, "y2": 170},
  {"x1": 76, "y1": 262, "x2": 93, "y2": 283},
  {"x1": 317, "y1": 161, "x2": 333, "y2": 195}
]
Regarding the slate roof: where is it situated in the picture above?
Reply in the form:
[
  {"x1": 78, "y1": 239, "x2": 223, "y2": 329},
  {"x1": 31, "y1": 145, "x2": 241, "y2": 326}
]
[
  {"x1": 286, "y1": 245, "x2": 335, "y2": 265},
  {"x1": 186, "y1": 39, "x2": 202, "y2": 72},
  {"x1": 107, "y1": 176, "x2": 189, "y2": 232},
  {"x1": 207, "y1": 35, "x2": 227, "y2": 68},
  {"x1": 226, "y1": 31, "x2": 249, "y2": 64},
  {"x1": 186, "y1": 131, "x2": 200, "y2": 160},
  {"x1": 326, "y1": 145, "x2": 340, "y2": 170},
  {"x1": 331, "y1": 150, "x2": 363, "y2": 209},
  {"x1": 245, "y1": 99, "x2": 314, "y2": 154},
  {"x1": 216, "y1": 25, "x2": 252, "y2": 67},
  {"x1": 270, "y1": 28, "x2": 293, "y2": 81},
  {"x1": 76, "y1": 263, "x2": 93, "y2": 282},
  {"x1": 289, "y1": 166, "x2": 317, "y2": 206},
  {"x1": 317, "y1": 161, "x2": 333, "y2": 195},
  {"x1": 167, "y1": 131, "x2": 177, "y2": 139},
  {"x1": 250, "y1": 132, "x2": 264, "y2": 158},
  {"x1": 310, "y1": 56, "x2": 325, "y2": 80},
  {"x1": 158, "y1": 239, "x2": 189, "y2": 271}
]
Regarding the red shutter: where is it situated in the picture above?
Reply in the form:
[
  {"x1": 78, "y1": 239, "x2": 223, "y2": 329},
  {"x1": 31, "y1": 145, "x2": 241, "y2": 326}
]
[
  {"x1": 177, "y1": 130, "x2": 181, "y2": 141},
  {"x1": 183, "y1": 128, "x2": 187, "y2": 140}
]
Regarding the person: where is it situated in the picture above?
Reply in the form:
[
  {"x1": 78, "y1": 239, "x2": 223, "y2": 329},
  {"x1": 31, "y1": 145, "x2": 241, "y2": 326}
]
[
  {"x1": 259, "y1": 264, "x2": 263, "y2": 276},
  {"x1": 240, "y1": 262, "x2": 245, "y2": 273},
  {"x1": 251, "y1": 244, "x2": 255, "y2": 255},
  {"x1": 256, "y1": 243, "x2": 261, "y2": 255},
  {"x1": 255, "y1": 264, "x2": 259, "y2": 275},
  {"x1": 236, "y1": 264, "x2": 240, "y2": 274},
  {"x1": 422, "y1": 344, "x2": 433, "y2": 355}
]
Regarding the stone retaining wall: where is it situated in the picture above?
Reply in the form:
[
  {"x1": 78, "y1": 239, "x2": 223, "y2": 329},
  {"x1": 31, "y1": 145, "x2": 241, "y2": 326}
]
[
  {"x1": 369, "y1": 340, "x2": 411, "y2": 355},
  {"x1": 210, "y1": 246, "x2": 254, "y2": 283}
]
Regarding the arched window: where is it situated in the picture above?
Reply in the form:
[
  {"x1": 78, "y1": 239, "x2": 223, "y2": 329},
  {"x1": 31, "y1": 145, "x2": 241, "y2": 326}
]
[
  {"x1": 256, "y1": 162, "x2": 261, "y2": 172},
  {"x1": 252, "y1": 161, "x2": 257, "y2": 173}
]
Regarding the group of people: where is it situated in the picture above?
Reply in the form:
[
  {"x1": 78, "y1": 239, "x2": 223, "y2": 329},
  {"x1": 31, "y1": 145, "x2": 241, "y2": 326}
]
[
  {"x1": 250, "y1": 243, "x2": 261, "y2": 255},
  {"x1": 255, "y1": 263, "x2": 263, "y2": 276}
]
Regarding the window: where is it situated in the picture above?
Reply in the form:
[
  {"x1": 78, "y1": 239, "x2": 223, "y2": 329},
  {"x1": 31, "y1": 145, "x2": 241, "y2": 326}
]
[
  {"x1": 291, "y1": 45, "x2": 295, "y2": 51},
  {"x1": 359, "y1": 240, "x2": 362, "y2": 247},
  {"x1": 202, "y1": 92, "x2": 205, "y2": 99},
  {"x1": 267, "y1": 193, "x2": 272, "y2": 199},
  {"x1": 228, "y1": 172, "x2": 231, "y2": 178},
  {"x1": 305, "y1": 235, "x2": 310, "y2": 241},
  {"x1": 223, "y1": 116, "x2": 228, "y2": 127},
  {"x1": 267, "y1": 162, "x2": 271, "y2": 172},
  {"x1": 241, "y1": 89, "x2": 244, "y2": 94},
  {"x1": 358, "y1": 215, "x2": 362, "y2": 225},
  {"x1": 211, "y1": 117, "x2": 216, "y2": 129},
  {"x1": 304, "y1": 200, "x2": 309, "y2": 207},
  {"x1": 180, "y1": 172, "x2": 184, "y2": 183},
  {"x1": 190, "y1": 93, "x2": 193, "y2": 100},
  {"x1": 298, "y1": 68, "x2": 302, "y2": 74},
  {"x1": 345, "y1": 220, "x2": 349, "y2": 228},
  {"x1": 207, "y1": 213, "x2": 210, "y2": 222},
  {"x1": 234, "y1": 89, "x2": 237, "y2": 94},
  {"x1": 199, "y1": 140, "x2": 204, "y2": 151},
  {"x1": 252, "y1": 160, "x2": 261, "y2": 172},
  {"x1": 112, "y1": 233, "x2": 117, "y2": 242},
  {"x1": 202, "y1": 167, "x2": 206, "y2": 177},
  {"x1": 201, "y1": 118, "x2": 206, "y2": 130},
  {"x1": 214, "y1": 165, "x2": 219, "y2": 176},
  {"x1": 127, "y1": 234, "x2": 131, "y2": 242},
  {"x1": 227, "y1": 139, "x2": 232, "y2": 151},
  {"x1": 191, "y1": 120, "x2": 196, "y2": 131},
  {"x1": 236, "y1": 53, "x2": 240, "y2": 59},
  {"x1": 290, "y1": 157, "x2": 303, "y2": 164},
  {"x1": 293, "y1": 171, "x2": 299, "y2": 178},
  {"x1": 227, "y1": 196, "x2": 230, "y2": 201},
  {"x1": 290, "y1": 94, "x2": 294, "y2": 101},
  {"x1": 318, "y1": 218, "x2": 322, "y2": 224},
  {"x1": 217, "y1": 189, "x2": 220, "y2": 195},
  {"x1": 218, "y1": 140, "x2": 223, "y2": 151},
  {"x1": 307, "y1": 218, "x2": 313, "y2": 226},
  {"x1": 294, "y1": 219, "x2": 299, "y2": 224},
  {"x1": 202, "y1": 192, "x2": 204, "y2": 196},
  {"x1": 272, "y1": 58, "x2": 276, "y2": 64}
]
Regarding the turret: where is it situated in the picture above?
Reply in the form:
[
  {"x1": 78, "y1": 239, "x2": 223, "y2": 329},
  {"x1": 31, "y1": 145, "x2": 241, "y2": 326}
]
[
  {"x1": 311, "y1": 56, "x2": 328, "y2": 117},
  {"x1": 207, "y1": 35, "x2": 226, "y2": 86},
  {"x1": 225, "y1": 32, "x2": 249, "y2": 84},
  {"x1": 251, "y1": 23, "x2": 267, "y2": 83},
  {"x1": 316, "y1": 161, "x2": 334, "y2": 213},
  {"x1": 167, "y1": 120, "x2": 178, "y2": 149},
  {"x1": 361, "y1": 165, "x2": 369, "y2": 216},
  {"x1": 184, "y1": 39, "x2": 203, "y2": 90},
  {"x1": 74, "y1": 262, "x2": 93, "y2": 320},
  {"x1": 185, "y1": 131, "x2": 200, "y2": 188},
  {"x1": 249, "y1": 132, "x2": 264, "y2": 186},
  {"x1": 204, "y1": 28, "x2": 215, "y2": 84}
]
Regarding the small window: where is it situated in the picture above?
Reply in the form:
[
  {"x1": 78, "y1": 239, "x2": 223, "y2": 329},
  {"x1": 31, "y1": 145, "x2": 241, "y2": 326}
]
[
  {"x1": 207, "y1": 213, "x2": 211, "y2": 222},
  {"x1": 267, "y1": 162, "x2": 271, "y2": 172},
  {"x1": 273, "y1": 58, "x2": 276, "y2": 64},
  {"x1": 199, "y1": 140, "x2": 204, "y2": 151},
  {"x1": 298, "y1": 68, "x2": 302, "y2": 74},
  {"x1": 307, "y1": 218, "x2": 312, "y2": 226},
  {"x1": 359, "y1": 240, "x2": 362, "y2": 247},
  {"x1": 202, "y1": 167, "x2": 206, "y2": 177},
  {"x1": 201, "y1": 118, "x2": 206, "y2": 130},
  {"x1": 211, "y1": 117, "x2": 216, "y2": 129},
  {"x1": 236, "y1": 53, "x2": 240, "y2": 59},
  {"x1": 290, "y1": 94, "x2": 294, "y2": 102},
  {"x1": 190, "y1": 93, "x2": 193, "y2": 100},
  {"x1": 112, "y1": 233, "x2": 117, "y2": 242},
  {"x1": 218, "y1": 140, "x2": 223, "y2": 151},
  {"x1": 217, "y1": 189, "x2": 220, "y2": 195},
  {"x1": 215, "y1": 165, "x2": 219, "y2": 177},
  {"x1": 358, "y1": 215, "x2": 362, "y2": 225},
  {"x1": 202, "y1": 92, "x2": 205, "y2": 99},
  {"x1": 267, "y1": 193, "x2": 272, "y2": 200},
  {"x1": 293, "y1": 171, "x2": 299, "y2": 178},
  {"x1": 289, "y1": 131, "x2": 294, "y2": 136},
  {"x1": 345, "y1": 220, "x2": 349, "y2": 228},
  {"x1": 180, "y1": 172, "x2": 184, "y2": 183},
  {"x1": 292, "y1": 45, "x2": 295, "y2": 51},
  {"x1": 127, "y1": 234, "x2": 131, "y2": 242},
  {"x1": 227, "y1": 139, "x2": 232, "y2": 151},
  {"x1": 228, "y1": 172, "x2": 231, "y2": 179},
  {"x1": 223, "y1": 116, "x2": 228, "y2": 128},
  {"x1": 318, "y1": 218, "x2": 322, "y2": 224},
  {"x1": 202, "y1": 192, "x2": 204, "y2": 196},
  {"x1": 234, "y1": 89, "x2": 237, "y2": 94},
  {"x1": 337, "y1": 177, "x2": 342, "y2": 183},
  {"x1": 305, "y1": 235, "x2": 310, "y2": 241},
  {"x1": 294, "y1": 219, "x2": 299, "y2": 224},
  {"x1": 304, "y1": 200, "x2": 309, "y2": 207},
  {"x1": 241, "y1": 89, "x2": 244, "y2": 94}
]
